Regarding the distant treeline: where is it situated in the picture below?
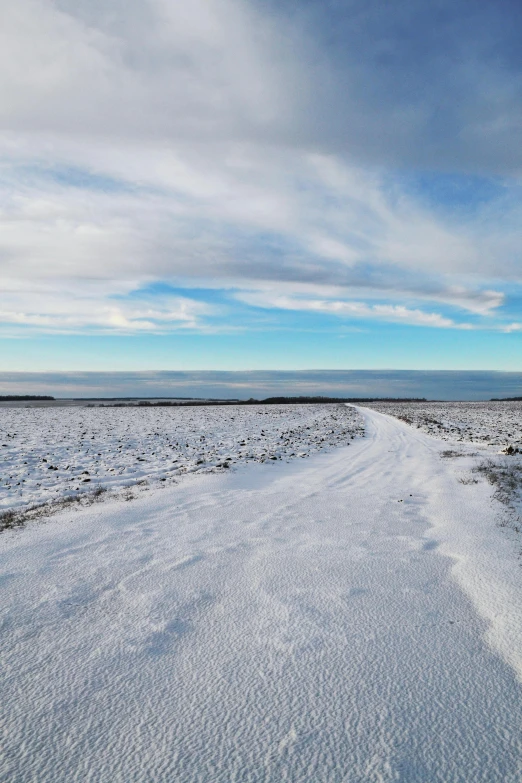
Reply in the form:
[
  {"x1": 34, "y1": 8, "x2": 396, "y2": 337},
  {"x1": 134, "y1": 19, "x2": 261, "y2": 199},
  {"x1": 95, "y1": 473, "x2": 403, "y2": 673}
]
[
  {"x1": 101, "y1": 395, "x2": 427, "y2": 408},
  {"x1": 490, "y1": 397, "x2": 522, "y2": 401},
  {"x1": 255, "y1": 396, "x2": 427, "y2": 404},
  {"x1": 74, "y1": 397, "x2": 200, "y2": 401},
  {"x1": 0, "y1": 395, "x2": 55, "y2": 401}
]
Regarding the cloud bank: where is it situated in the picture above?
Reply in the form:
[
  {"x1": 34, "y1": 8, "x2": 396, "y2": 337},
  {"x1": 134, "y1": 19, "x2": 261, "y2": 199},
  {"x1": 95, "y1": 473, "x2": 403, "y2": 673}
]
[{"x1": 1, "y1": 370, "x2": 520, "y2": 401}]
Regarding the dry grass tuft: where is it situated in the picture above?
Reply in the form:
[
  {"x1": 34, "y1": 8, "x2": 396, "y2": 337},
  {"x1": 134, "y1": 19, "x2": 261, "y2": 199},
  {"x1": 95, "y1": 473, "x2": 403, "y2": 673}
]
[
  {"x1": 473, "y1": 458, "x2": 522, "y2": 507},
  {"x1": 0, "y1": 485, "x2": 108, "y2": 532}
]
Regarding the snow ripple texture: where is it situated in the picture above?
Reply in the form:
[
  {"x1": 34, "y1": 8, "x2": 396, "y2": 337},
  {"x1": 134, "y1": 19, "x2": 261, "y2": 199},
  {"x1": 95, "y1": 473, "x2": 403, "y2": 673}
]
[
  {"x1": 0, "y1": 404, "x2": 363, "y2": 511},
  {"x1": 2, "y1": 408, "x2": 522, "y2": 781},
  {"x1": 367, "y1": 400, "x2": 522, "y2": 448}
]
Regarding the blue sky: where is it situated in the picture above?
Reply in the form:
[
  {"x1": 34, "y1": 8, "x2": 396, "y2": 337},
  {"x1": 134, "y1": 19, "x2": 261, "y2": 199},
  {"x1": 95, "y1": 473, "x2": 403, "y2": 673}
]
[{"x1": 1, "y1": 0, "x2": 522, "y2": 387}]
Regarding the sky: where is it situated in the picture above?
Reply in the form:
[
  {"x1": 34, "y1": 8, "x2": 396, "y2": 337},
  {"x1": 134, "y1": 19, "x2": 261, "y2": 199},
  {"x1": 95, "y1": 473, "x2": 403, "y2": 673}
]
[{"x1": 1, "y1": 0, "x2": 522, "y2": 390}]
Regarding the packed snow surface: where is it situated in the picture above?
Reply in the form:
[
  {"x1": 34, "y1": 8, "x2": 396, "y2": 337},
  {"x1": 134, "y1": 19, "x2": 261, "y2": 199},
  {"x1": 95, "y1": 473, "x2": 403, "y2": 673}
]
[
  {"x1": 367, "y1": 400, "x2": 522, "y2": 448},
  {"x1": 0, "y1": 403, "x2": 363, "y2": 511},
  {"x1": 367, "y1": 401, "x2": 522, "y2": 513},
  {"x1": 2, "y1": 407, "x2": 522, "y2": 781}
]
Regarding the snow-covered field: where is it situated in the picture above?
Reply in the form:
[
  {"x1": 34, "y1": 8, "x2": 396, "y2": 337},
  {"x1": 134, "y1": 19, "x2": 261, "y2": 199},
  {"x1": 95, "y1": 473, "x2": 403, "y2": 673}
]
[
  {"x1": 3, "y1": 405, "x2": 522, "y2": 781},
  {"x1": 0, "y1": 404, "x2": 363, "y2": 514},
  {"x1": 366, "y1": 400, "x2": 522, "y2": 449},
  {"x1": 367, "y1": 400, "x2": 522, "y2": 513}
]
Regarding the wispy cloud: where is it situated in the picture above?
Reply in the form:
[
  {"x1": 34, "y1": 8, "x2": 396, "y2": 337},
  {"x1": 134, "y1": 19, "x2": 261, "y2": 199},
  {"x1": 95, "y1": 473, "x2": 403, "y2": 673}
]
[
  {"x1": 0, "y1": 281, "x2": 215, "y2": 334},
  {"x1": 0, "y1": 0, "x2": 521, "y2": 343},
  {"x1": 236, "y1": 292, "x2": 470, "y2": 329}
]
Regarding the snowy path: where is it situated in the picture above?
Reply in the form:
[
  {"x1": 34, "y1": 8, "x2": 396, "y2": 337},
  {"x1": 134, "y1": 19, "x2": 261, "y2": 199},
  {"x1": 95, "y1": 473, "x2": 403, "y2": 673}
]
[{"x1": 2, "y1": 408, "x2": 522, "y2": 782}]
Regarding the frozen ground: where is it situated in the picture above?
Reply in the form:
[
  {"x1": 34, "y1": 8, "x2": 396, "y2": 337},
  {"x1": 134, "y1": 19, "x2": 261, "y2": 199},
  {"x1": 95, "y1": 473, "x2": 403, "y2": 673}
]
[
  {"x1": 2, "y1": 407, "x2": 522, "y2": 782},
  {"x1": 0, "y1": 403, "x2": 363, "y2": 514},
  {"x1": 367, "y1": 400, "x2": 522, "y2": 515},
  {"x1": 366, "y1": 400, "x2": 522, "y2": 448}
]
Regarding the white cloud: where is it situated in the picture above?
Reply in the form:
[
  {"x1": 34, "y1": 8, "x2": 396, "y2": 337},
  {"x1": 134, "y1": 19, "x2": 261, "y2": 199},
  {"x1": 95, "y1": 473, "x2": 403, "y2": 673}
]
[
  {"x1": 0, "y1": 0, "x2": 520, "y2": 336},
  {"x1": 236, "y1": 292, "x2": 470, "y2": 329},
  {"x1": 0, "y1": 149, "x2": 511, "y2": 321},
  {"x1": 0, "y1": 280, "x2": 213, "y2": 334},
  {"x1": 0, "y1": 0, "x2": 301, "y2": 140}
]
